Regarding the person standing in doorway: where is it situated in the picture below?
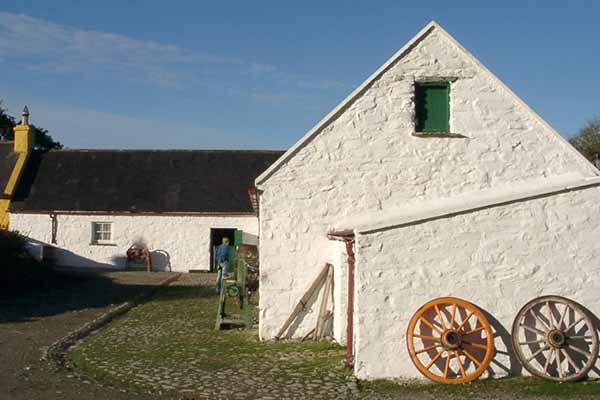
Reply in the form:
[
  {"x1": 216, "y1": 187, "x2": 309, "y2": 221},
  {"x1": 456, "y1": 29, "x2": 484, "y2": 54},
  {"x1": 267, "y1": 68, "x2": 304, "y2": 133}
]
[{"x1": 215, "y1": 237, "x2": 230, "y2": 294}]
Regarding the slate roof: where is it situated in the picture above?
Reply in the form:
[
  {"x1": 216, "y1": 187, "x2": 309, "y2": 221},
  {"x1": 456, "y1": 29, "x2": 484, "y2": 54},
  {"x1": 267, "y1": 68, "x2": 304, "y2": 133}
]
[
  {"x1": 11, "y1": 149, "x2": 284, "y2": 214},
  {"x1": 0, "y1": 142, "x2": 18, "y2": 195}
]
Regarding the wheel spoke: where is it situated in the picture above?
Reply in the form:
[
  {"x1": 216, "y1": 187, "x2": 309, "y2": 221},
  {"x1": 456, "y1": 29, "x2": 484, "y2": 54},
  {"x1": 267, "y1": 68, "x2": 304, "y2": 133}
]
[
  {"x1": 462, "y1": 348, "x2": 482, "y2": 367},
  {"x1": 435, "y1": 305, "x2": 447, "y2": 330},
  {"x1": 425, "y1": 350, "x2": 443, "y2": 370},
  {"x1": 567, "y1": 335, "x2": 593, "y2": 340},
  {"x1": 413, "y1": 334, "x2": 440, "y2": 342},
  {"x1": 420, "y1": 316, "x2": 443, "y2": 335},
  {"x1": 526, "y1": 345, "x2": 550, "y2": 362},
  {"x1": 450, "y1": 303, "x2": 458, "y2": 329},
  {"x1": 531, "y1": 308, "x2": 551, "y2": 331},
  {"x1": 543, "y1": 348, "x2": 554, "y2": 373},
  {"x1": 455, "y1": 350, "x2": 466, "y2": 377},
  {"x1": 546, "y1": 301, "x2": 557, "y2": 330},
  {"x1": 556, "y1": 348, "x2": 563, "y2": 378},
  {"x1": 518, "y1": 339, "x2": 545, "y2": 345},
  {"x1": 560, "y1": 348, "x2": 580, "y2": 374},
  {"x1": 457, "y1": 311, "x2": 474, "y2": 331},
  {"x1": 464, "y1": 326, "x2": 485, "y2": 336},
  {"x1": 416, "y1": 344, "x2": 441, "y2": 355},
  {"x1": 462, "y1": 340, "x2": 487, "y2": 350},
  {"x1": 557, "y1": 304, "x2": 568, "y2": 330},
  {"x1": 567, "y1": 343, "x2": 593, "y2": 358},
  {"x1": 444, "y1": 352, "x2": 452, "y2": 378},
  {"x1": 521, "y1": 323, "x2": 546, "y2": 336},
  {"x1": 565, "y1": 316, "x2": 584, "y2": 333}
]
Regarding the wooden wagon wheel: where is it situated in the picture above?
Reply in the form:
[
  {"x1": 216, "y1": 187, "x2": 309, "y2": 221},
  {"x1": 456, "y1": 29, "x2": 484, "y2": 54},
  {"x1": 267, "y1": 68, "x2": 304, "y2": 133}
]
[
  {"x1": 407, "y1": 297, "x2": 495, "y2": 384},
  {"x1": 511, "y1": 295, "x2": 598, "y2": 382}
]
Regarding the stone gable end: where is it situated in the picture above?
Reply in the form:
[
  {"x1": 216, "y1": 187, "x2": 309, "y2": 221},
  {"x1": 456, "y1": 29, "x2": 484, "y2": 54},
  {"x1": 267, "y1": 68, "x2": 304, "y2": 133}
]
[{"x1": 258, "y1": 24, "x2": 597, "y2": 340}]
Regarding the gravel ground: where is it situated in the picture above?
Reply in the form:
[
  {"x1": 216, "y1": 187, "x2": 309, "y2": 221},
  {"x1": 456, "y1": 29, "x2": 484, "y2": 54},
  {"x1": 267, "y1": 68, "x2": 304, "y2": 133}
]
[{"x1": 0, "y1": 268, "x2": 177, "y2": 400}]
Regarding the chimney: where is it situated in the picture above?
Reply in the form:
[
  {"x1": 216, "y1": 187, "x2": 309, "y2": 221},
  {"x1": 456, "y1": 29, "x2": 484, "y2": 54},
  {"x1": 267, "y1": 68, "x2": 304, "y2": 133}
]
[{"x1": 14, "y1": 106, "x2": 35, "y2": 153}]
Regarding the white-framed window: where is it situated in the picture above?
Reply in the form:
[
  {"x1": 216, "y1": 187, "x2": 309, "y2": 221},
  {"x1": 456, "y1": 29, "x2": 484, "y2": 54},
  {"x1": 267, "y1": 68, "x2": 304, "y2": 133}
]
[{"x1": 91, "y1": 222, "x2": 113, "y2": 245}]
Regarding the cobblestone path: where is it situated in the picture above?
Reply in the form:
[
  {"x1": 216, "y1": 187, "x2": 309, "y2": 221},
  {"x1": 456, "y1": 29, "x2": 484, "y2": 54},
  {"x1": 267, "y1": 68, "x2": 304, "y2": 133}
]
[{"x1": 68, "y1": 273, "x2": 362, "y2": 400}]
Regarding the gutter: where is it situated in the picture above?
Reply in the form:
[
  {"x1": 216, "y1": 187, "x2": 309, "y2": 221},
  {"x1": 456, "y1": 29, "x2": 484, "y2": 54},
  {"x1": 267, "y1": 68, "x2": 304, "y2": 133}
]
[{"x1": 327, "y1": 229, "x2": 356, "y2": 368}]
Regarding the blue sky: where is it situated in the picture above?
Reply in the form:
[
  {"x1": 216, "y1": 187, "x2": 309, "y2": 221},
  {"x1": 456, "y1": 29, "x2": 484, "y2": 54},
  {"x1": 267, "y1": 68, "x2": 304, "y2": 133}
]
[{"x1": 1, "y1": 1, "x2": 598, "y2": 149}]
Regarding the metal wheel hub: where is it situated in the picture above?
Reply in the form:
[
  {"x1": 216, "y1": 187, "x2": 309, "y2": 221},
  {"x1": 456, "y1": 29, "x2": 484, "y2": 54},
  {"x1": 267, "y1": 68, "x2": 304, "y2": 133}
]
[
  {"x1": 546, "y1": 329, "x2": 566, "y2": 349},
  {"x1": 441, "y1": 329, "x2": 462, "y2": 350}
]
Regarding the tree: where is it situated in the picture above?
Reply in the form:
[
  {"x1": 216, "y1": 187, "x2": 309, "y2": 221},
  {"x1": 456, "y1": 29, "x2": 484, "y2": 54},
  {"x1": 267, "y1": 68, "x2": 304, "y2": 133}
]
[
  {"x1": 569, "y1": 119, "x2": 600, "y2": 167},
  {"x1": 0, "y1": 101, "x2": 63, "y2": 151}
]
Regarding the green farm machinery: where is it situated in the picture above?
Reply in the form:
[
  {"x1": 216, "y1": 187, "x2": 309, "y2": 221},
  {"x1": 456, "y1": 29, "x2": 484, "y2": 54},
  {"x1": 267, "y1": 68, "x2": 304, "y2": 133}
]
[{"x1": 215, "y1": 244, "x2": 259, "y2": 330}]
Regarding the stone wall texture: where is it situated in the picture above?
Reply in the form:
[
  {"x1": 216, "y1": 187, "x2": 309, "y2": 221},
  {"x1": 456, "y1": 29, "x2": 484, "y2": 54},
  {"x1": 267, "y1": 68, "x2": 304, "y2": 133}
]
[
  {"x1": 354, "y1": 185, "x2": 600, "y2": 379},
  {"x1": 10, "y1": 213, "x2": 258, "y2": 272},
  {"x1": 257, "y1": 23, "x2": 598, "y2": 361}
]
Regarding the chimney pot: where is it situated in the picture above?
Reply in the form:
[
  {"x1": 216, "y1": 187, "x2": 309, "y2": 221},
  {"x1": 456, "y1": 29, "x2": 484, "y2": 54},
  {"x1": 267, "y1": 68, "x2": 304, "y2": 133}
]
[{"x1": 21, "y1": 105, "x2": 30, "y2": 126}]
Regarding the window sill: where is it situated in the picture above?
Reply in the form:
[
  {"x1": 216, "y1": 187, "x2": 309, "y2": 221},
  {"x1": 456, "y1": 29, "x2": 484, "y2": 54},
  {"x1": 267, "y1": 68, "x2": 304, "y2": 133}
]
[
  {"x1": 90, "y1": 242, "x2": 117, "y2": 247},
  {"x1": 412, "y1": 132, "x2": 467, "y2": 139}
]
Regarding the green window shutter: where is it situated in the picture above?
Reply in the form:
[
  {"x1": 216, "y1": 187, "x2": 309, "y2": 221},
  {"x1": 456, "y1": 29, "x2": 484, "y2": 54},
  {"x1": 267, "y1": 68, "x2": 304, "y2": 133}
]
[{"x1": 415, "y1": 82, "x2": 450, "y2": 132}]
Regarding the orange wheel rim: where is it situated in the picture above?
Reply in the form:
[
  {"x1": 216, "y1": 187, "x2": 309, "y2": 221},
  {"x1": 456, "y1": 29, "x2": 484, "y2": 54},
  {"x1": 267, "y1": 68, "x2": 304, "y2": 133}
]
[{"x1": 406, "y1": 297, "x2": 495, "y2": 384}]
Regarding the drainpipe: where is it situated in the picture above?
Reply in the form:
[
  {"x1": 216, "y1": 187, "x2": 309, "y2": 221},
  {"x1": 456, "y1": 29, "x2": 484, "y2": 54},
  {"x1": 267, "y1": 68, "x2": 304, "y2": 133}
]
[{"x1": 327, "y1": 229, "x2": 355, "y2": 368}]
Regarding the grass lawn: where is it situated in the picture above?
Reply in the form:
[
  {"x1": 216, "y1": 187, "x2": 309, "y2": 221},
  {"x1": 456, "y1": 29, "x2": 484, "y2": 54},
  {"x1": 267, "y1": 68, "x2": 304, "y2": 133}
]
[{"x1": 68, "y1": 274, "x2": 600, "y2": 399}]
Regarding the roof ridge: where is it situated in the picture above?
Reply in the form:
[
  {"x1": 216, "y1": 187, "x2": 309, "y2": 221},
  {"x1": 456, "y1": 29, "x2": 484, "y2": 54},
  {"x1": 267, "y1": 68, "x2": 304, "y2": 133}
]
[{"x1": 45, "y1": 148, "x2": 285, "y2": 153}]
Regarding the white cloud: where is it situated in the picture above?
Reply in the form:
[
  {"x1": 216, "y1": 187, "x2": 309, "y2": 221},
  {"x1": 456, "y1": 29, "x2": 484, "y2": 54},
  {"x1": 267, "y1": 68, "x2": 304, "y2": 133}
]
[{"x1": 0, "y1": 12, "x2": 344, "y2": 94}]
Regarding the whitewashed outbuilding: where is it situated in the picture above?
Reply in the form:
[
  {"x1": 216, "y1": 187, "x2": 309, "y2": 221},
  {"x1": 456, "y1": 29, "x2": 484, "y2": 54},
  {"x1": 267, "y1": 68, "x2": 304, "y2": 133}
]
[
  {"x1": 9, "y1": 149, "x2": 282, "y2": 272},
  {"x1": 256, "y1": 21, "x2": 600, "y2": 380}
]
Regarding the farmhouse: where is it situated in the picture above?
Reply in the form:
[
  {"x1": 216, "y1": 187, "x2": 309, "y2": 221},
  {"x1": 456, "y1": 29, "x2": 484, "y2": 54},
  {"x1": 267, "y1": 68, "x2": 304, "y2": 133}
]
[
  {"x1": 1, "y1": 116, "x2": 282, "y2": 272},
  {"x1": 256, "y1": 21, "x2": 600, "y2": 381}
]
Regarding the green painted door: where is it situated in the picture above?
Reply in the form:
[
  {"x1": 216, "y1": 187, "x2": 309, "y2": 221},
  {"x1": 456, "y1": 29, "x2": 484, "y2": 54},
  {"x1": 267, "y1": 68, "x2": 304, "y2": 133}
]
[{"x1": 228, "y1": 229, "x2": 244, "y2": 266}]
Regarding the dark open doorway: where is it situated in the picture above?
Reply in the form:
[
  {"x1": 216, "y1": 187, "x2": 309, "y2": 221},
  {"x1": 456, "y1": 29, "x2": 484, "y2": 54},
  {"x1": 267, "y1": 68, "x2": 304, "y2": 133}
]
[{"x1": 210, "y1": 228, "x2": 236, "y2": 272}]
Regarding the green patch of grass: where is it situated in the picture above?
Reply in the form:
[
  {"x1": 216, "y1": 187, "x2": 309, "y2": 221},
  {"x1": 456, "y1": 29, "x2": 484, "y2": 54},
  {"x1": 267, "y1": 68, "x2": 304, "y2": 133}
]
[{"x1": 361, "y1": 377, "x2": 600, "y2": 399}]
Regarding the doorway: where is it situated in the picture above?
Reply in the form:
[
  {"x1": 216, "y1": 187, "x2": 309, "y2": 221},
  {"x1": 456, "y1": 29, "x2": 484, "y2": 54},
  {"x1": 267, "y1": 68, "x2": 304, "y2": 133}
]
[{"x1": 210, "y1": 228, "x2": 237, "y2": 272}]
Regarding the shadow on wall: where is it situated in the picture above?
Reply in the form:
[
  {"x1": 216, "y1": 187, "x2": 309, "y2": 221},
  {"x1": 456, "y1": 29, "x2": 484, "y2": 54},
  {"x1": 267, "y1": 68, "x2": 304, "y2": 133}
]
[
  {"x1": 480, "y1": 307, "x2": 523, "y2": 377},
  {"x1": 24, "y1": 238, "x2": 121, "y2": 269},
  {"x1": 24, "y1": 238, "x2": 172, "y2": 271}
]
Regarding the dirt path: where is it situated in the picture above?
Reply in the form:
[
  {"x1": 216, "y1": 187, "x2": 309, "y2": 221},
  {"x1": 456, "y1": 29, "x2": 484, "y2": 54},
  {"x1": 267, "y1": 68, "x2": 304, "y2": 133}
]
[{"x1": 0, "y1": 269, "x2": 177, "y2": 400}]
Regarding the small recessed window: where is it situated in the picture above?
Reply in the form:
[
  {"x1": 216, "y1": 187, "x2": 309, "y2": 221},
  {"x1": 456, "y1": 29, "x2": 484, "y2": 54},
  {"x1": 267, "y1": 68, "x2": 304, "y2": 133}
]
[
  {"x1": 92, "y1": 222, "x2": 113, "y2": 245},
  {"x1": 415, "y1": 82, "x2": 450, "y2": 133}
]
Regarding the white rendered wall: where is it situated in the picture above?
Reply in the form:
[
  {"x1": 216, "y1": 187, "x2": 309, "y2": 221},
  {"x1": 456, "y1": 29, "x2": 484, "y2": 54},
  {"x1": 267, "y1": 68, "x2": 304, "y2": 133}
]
[
  {"x1": 353, "y1": 186, "x2": 600, "y2": 380},
  {"x1": 331, "y1": 240, "x2": 348, "y2": 344},
  {"x1": 258, "y1": 26, "x2": 598, "y2": 340},
  {"x1": 10, "y1": 213, "x2": 258, "y2": 272}
]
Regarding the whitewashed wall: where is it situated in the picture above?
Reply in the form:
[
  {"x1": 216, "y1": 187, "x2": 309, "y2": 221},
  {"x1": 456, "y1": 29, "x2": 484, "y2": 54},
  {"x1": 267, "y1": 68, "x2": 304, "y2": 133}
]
[
  {"x1": 331, "y1": 240, "x2": 348, "y2": 344},
  {"x1": 353, "y1": 185, "x2": 600, "y2": 379},
  {"x1": 258, "y1": 26, "x2": 598, "y2": 340},
  {"x1": 10, "y1": 213, "x2": 258, "y2": 272}
]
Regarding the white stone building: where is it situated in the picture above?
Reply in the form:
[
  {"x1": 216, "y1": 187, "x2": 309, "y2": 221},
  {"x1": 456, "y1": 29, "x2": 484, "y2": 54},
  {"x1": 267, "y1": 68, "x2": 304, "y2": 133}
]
[
  {"x1": 256, "y1": 21, "x2": 600, "y2": 380},
  {"x1": 9, "y1": 149, "x2": 282, "y2": 272}
]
